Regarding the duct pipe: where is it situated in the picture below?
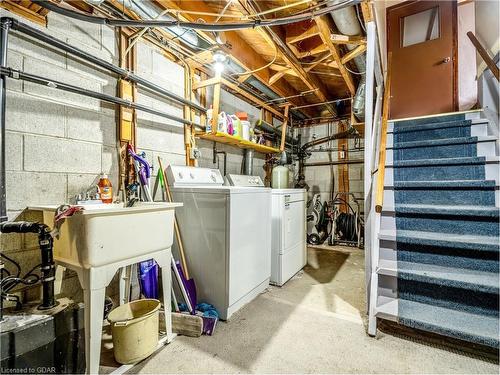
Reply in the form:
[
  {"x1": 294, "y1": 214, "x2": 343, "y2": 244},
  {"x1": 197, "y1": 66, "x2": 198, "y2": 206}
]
[
  {"x1": 304, "y1": 159, "x2": 363, "y2": 167},
  {"x1": 255, "y1": 119, "x2": 299, "y2": 145},
  {"x1": 329, "y1": 1, "x2": 366, "y2": 120},
  {"x1": 243, "y1": 149, "x2": 254, "y2": 175},
  {"x1": 112, "y1": 0, "x2": 200, "y2": 47},
  {"x1": 5, "y1": 17, "x2": 206, "y2": 113},
  {"x1": 300, "y1": 127, "x2": 357, "y2": 151},
  {"x1": 0, "y1": 18, "x2": 10, "y2": 223}
]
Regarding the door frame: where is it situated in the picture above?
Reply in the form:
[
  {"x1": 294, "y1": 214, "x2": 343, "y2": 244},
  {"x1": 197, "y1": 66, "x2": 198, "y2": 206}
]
[{"x1": 386, "y1": 0, "x2": 459, "y2": 115}]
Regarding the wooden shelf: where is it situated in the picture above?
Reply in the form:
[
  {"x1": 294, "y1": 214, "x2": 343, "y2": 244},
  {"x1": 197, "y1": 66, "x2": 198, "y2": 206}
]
[{"x1": 196, "y1": 131, "x2": 280, "y2": 154}]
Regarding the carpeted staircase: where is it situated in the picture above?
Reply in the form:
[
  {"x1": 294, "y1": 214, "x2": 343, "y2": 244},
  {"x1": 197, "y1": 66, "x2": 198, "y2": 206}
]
[{"x1": 376, "y1": 111, "x2": 499, "y2": 348}]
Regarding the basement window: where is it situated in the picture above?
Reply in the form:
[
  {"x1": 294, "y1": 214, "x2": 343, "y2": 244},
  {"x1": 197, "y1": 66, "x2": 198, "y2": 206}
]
[{"x1": 401, "y1": 7, "x2": 440, "y2": 47}]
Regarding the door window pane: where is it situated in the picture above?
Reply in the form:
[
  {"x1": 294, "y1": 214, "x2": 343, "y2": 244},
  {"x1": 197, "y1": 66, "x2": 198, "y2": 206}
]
[{"x1": 402, "y1": 7, "x2": 439, "y2": 47}]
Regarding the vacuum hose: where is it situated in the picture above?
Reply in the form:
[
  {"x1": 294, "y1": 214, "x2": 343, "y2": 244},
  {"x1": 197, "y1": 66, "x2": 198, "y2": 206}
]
[{"x1": 0, "y1": 221, "x2": 58, "y2": 310}]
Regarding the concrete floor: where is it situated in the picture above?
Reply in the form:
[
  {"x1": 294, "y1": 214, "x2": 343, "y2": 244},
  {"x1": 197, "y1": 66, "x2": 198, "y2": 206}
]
[{"x1": 120, "y1": 246, "x2": 498, "y2": 374}]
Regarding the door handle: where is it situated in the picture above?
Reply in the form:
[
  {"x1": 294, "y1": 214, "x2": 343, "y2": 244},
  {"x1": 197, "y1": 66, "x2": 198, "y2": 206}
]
[{"x1": 441, "y1": 57, "x2": 451, "y2": 64}]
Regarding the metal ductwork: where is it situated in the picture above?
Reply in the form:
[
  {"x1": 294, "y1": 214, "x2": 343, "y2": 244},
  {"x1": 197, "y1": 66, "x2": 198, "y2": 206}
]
[
  {"x1": 112, "y1": 0, "x2": 204, "y2": 48},
  {"x1": 329, "y1": 1, "x2": 366, "y2": 121},
  {"x1": 243, "y1": 149, "x2": 254, "y2": 175}
]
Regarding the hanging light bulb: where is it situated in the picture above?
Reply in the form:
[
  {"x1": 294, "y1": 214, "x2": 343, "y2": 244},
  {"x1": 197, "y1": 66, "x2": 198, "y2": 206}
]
[
  {"x1": 214, "y1": 61, "x2": 225, "y2": 74},
  {"x1": 212, "y1": 50, "x2": 227, "y2": 74}
]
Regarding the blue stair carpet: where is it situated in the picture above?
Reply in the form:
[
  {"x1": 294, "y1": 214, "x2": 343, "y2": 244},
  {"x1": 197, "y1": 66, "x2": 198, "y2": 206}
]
[{"x1": 391, "y1": 116, "x2": 500, "y2": 348}]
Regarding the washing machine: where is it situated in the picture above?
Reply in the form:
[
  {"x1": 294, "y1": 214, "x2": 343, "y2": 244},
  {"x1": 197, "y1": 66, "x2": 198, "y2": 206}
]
[
  {"x1": 226, "y1": 174, "x2": 307, "y2": 286},
  {"x1": 166, "y1": 166, "x2": 271, "y2": 320}
]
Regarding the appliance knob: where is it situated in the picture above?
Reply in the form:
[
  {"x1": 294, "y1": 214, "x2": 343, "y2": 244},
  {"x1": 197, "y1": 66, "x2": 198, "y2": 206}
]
[
  {"x1": 178, "y1": 172, "x2": 183, "y2": 179},
  {"x1": 190, "y1": 173, "x2": 194, "y2": 179},
  {"x1": 211, "y1": 174, "x2": 217, "y2": 182}
]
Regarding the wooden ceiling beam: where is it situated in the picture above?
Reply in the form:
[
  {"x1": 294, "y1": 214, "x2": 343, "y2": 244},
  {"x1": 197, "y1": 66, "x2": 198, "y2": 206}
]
[
  {"x1": 0, "y1": 0, "x2": 46, "y2": 26},
  {"x1": 269, "y1": 52, "x2": 332, "y2": 83},
  {"x1": 314, "y1": 16, "x2": 356, "y2": 95},
  {"x1": 235, "y1": 0, "x2": 337, "y2": 115},
  {"x1": 341, "y1": 44, "x2": 367, "y2": 65},
  {"x1": 330, "y1": 34, "x2": 366, "y2": 46},
  {"x1": 286, "y1": 22, "x2": 321, "y2": 45},
  {"x1": 154, "y1": 0, "x2": 315, "y2": 117}
]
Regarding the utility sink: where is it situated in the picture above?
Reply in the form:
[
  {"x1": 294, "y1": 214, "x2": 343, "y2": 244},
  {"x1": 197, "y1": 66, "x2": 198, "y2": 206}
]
[{"x1": 30, "y1": 202, "x2": 182, "y2": 268}]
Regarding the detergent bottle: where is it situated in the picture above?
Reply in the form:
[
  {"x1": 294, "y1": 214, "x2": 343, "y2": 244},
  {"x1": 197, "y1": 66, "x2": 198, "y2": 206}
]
[{"x1": 98, "y1": 173, "x2": 113, "y2": 203}]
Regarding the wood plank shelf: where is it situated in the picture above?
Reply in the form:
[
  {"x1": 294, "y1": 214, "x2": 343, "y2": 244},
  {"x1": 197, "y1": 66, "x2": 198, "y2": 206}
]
[{"x1": 196, "y1": 131, "x2": 280, "y2": 154}]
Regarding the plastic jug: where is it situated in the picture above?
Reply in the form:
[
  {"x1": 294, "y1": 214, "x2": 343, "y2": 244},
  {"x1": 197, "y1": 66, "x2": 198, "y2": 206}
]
[
  {"x1": 241, "y1": 120, "x2": 251, "y2": 141},
  {"x1": 272, "y1": 166, "x2": 289, "y2": 189},
  {"x1": 217, "y1": 112, "x2": 228, "y2": 133},
  {"x1": 230, "y1": 115, "x2": 242, "y2": 139}
]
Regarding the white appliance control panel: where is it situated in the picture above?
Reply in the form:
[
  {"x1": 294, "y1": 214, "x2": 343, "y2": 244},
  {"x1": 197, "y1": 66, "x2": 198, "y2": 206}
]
[
  {"x1": 226, "y1": 174, "x2": 265, "y2": 187},
  {"x1": 167, "y1": 165, "x2": 224, "y2": 186}
]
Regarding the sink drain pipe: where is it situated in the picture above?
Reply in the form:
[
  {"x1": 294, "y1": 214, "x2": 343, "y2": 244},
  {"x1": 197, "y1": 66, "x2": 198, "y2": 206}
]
[{"x1": 0, "y1": 221, "x2": 58, "y2": 311}]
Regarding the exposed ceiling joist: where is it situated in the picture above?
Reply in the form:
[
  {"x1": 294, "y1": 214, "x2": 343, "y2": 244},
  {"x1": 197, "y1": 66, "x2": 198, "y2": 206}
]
[
  {"x1": 285, "y1": 22, "x2": 321, "y2": 45},
  {"x1": 341, "y1": 44, "x2": 367, "y2": 65},
  {"x1": 154, "y1": 0, "x2": 317, "y2": 118},
  {"x1": 0, "y1": 0, "x2": 47, "y2": 26},
  {"x1": 269, "y1": 52, "x2": 332, "y2": 84},
  {"x1": 235, "y1": 0, "x2": 337, "y2": 116},
  {"x1": 330, "y1": 34, "x2": 366, "y2": 46}
]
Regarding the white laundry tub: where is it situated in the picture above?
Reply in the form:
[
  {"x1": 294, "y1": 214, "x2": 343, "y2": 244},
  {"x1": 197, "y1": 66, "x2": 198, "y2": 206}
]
[{"x1": 30, "y1": 202, "x2": 182, "y2": 268}]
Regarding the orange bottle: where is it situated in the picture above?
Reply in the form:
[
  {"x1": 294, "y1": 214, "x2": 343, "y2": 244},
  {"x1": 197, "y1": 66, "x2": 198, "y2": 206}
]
[{"x1": 98, "y1": 173, "x2": 113, "y2": 203}]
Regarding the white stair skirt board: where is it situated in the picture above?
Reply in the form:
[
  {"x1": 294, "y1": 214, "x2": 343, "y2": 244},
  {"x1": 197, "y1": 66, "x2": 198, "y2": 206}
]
[
  {"x1": 375, "y1": 296, "x2": 398, "y2": 321},
  {"x1": 384, "y1": 157, "x2": 500, "y2": 186}
]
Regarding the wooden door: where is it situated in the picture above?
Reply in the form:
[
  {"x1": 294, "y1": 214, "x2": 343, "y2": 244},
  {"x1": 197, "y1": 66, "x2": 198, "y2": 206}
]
[{"x1": 387, "y1": 0, "x2": 458, "y2": 119}]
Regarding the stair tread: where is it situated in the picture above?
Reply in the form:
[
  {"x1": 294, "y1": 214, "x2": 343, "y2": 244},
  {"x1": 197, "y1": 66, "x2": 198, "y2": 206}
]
[
  {"x1": 379, "y1": 229, "x2": 500, "y2": 251},
  {"x1": 383, "y1": 204, "x2": 500, "y2": 217},
  {"x1": 377, "y1": 298, "x2": 499, "y2": 347},
  {"x1": 390, "y1": 179, "x2": 498, "y2": 188},
  {"x1": 392, "y1": 119, "x2": 473, "y2": 133},
  {"x1": 389, "y1": 135, "x2": 496, "y2": 149},
  {"x1": 388, "y1": 156, "x2": 499, "y2": 168},
  {"x1": 377, "y1": 260, "x2": 499, "y2": 293}
]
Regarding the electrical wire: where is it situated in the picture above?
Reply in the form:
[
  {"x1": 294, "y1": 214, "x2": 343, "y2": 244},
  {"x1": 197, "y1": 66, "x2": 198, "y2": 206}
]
[
  {"x1": 1, "y1": 253, "x2": 21, "y2": 278},
  {"x1": 162, "y1": 0, "x2": 314, "y2": 20},
  {"x1": 33, "y1": 0, "x2": 362, "y2": 31},
  {"x1": 355, "y1": 4, "x2": 367, "y2": 33},
  {"x1": 231, "y1": 46, "x2": 278, "y2": 77},
  {"x1": 344, "y1": 64, "x2": 365, "y2": 75}
]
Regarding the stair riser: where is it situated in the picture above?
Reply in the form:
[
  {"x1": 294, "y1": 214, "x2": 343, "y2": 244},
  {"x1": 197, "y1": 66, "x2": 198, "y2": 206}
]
[
  {"x1": 386, "y1": 143, "x2": 494, "y2": 162},
  {"x1": 398, "y1": 279, "x2": 499, "y2": 317},
  {"x1": 390, "y1": 123, "x2": 488, "y2": 143},
  {"x1": 391, "y1": 164, "x2": 486, "y2": 182},
  {"x1": 390, "y1": 141, "x2": 496, "y2": 161},
  {"x1": 393, "y1": 126, "x2": 471, "y2": 143},
  {"x1": 389, "y1": 111, "x2": 481, "y2": 129},
  {"x1": 385, "y1": 188, "x2": 498, "y2": 206},
  {"x1": 381, "y1": 213, "x2": 499, "y2": 236},
  {"x1": 379, "y1": 242, "x2": 499, "y2": 272}
]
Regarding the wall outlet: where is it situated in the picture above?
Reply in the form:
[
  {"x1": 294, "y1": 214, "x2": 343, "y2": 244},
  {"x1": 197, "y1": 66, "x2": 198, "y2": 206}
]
[{"x1": 190, "y1": 148, "x2": 201, "y2": 159}]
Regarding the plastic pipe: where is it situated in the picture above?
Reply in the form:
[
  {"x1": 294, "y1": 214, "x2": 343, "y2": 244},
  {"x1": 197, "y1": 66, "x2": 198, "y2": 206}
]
[
  {"x1": 4, "y1": 17, "x2": 206, "y2": 113},
  {"x1": 0, "y1": 66, "x2": 203, "y2": 128}
]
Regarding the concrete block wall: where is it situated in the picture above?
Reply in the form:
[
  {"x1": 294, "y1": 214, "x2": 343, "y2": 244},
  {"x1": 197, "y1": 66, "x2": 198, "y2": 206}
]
[
  {"x1": 298, "y1": 123, "x2": 364, "y2": 213},
  {"x1": 0, "y1": 9, "x2": 265, "y2": 306}
]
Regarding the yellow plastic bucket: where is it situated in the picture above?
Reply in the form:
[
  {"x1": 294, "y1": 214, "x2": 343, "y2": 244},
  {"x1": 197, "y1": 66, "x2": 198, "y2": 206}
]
[{"x1": 107, "y1": 299, "x2": 161, "y2": 364}]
